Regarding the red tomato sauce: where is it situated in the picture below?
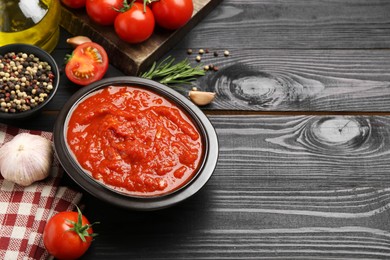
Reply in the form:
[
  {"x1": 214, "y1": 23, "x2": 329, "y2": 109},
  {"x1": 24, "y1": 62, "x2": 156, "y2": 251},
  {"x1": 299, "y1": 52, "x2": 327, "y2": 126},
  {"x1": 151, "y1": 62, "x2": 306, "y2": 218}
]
[{"x1": 66, "y1": 86, "x2": 203, "y2": 197}]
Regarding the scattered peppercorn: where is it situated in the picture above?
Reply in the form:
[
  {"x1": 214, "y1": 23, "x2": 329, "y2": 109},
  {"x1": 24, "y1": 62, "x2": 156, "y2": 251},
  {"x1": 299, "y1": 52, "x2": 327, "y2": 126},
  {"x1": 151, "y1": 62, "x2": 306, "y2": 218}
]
[
  {"x1": 224, "y1": 50, "x2": 230, "y2": 57},
  {"x1": 187, "y1": 48, "x2": 193, "y2": 55},
  {"x1": 204, "y1": 65, "x2": 209, "y2": 71},
  {"x1": 213, "y1": 66, "x2": 219, "y2": 71},
  {"x1": 0, "y1": 52, "x2": 55, "y2": 113},
  {"x1": 198, "y1": 49, "x2": 205, "y2": 55},
  {"x1": 213, "y1": 51, "x2": 219, "y2": 57},
  {"x1": 195, "y1": 55, "x2": 201, "y2": 62}
]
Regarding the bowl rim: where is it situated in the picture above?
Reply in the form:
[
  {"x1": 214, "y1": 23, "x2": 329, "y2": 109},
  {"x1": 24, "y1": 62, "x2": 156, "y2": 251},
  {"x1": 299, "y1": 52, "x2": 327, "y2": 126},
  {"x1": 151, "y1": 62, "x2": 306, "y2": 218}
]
[
  {"x1": 0, "y1": 43, "x2": 60, "y2": 119},
  {"x1": 53, "y1": 76, "x2": 219, "y2": 210}
]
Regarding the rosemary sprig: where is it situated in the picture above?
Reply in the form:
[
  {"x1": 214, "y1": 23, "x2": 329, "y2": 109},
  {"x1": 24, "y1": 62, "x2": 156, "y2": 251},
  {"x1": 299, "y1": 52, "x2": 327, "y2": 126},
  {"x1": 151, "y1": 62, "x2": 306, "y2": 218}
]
[{"x1": 140, "y1": 56, "x2": 205, "y2": 85}]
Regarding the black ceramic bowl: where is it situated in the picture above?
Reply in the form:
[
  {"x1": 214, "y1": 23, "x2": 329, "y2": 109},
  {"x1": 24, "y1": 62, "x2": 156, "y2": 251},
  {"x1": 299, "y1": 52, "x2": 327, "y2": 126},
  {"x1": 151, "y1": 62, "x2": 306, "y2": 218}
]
[
  {"x1": 53, "y1": 77, "x2": 218, "y2": 210},
  {"x1": 0, "y1": 43, "x2": 60, "y2": 119}
]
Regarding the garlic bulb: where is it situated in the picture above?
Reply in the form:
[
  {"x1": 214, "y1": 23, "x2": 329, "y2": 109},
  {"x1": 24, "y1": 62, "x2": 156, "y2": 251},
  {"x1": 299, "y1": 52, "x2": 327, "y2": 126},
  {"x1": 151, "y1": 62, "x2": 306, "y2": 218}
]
[{"x1": 0, "y1": 133, "x2": 53, "y2": 186}]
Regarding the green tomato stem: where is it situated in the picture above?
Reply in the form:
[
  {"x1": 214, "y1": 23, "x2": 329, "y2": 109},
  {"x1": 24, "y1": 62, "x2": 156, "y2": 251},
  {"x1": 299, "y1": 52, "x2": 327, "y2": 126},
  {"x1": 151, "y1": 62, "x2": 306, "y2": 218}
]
[{"x1": 67, "y1": 205, "x2": 100, "y2": 243}]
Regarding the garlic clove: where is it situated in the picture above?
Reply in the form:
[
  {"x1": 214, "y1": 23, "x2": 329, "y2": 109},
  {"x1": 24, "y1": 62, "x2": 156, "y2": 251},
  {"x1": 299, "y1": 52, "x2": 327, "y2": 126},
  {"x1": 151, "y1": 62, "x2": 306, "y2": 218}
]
[
  {"x1": 0, "y1": 133, "x2": 53, "y2": 186},
  {"x1": 188, "y1": 90, "x2": 216, "y2": 106},
  {"x1": 66, "y1": 36, "x2": 93, "y2": 48}
]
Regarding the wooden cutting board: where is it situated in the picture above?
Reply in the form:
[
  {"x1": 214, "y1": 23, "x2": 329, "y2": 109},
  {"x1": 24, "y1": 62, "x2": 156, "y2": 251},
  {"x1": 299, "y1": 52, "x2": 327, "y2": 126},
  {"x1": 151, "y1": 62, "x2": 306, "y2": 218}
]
[{"x1": 60, "y1": 0, "x2": 222, "y2": 76}]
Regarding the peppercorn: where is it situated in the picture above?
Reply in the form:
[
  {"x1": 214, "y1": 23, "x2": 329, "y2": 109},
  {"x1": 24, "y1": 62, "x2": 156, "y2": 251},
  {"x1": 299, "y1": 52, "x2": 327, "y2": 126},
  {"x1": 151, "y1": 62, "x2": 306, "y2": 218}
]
[
  {"x1": 187, "y1": 49, "x2": 193, "y2": 55},
  {"x1": 0, "y1": 51, "x2": 55, "y2": 113},
  {"x1": 224, "y1": 50, "x2": 230, "y2": 57},
  {"x1": 195, "y1": 55, "x2": 201, "y2": 62},
  {"x1": 198, "y1": 49, "x2": 205, "y2": 55}
]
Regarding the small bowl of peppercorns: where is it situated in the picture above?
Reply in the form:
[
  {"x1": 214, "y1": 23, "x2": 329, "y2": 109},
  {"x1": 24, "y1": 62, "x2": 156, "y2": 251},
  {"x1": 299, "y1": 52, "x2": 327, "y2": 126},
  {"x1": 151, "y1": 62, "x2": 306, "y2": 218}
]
[{"x1": 0, "y1": 43, "x2": 60, "y2": 119}]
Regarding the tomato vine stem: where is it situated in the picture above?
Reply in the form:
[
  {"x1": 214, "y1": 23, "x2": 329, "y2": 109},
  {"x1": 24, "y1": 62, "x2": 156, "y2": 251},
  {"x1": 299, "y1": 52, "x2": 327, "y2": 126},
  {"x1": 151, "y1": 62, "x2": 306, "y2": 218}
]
[{"x1": 67, "y1": 206, "x2": 100, "y2": 242}]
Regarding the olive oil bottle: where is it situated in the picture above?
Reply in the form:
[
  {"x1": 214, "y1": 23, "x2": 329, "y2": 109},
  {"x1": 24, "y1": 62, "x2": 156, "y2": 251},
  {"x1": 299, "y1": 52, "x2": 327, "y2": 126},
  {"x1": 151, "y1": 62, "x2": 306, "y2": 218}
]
[{"x1": 0, "y1": 0, "x2": 61, "y2": 52}]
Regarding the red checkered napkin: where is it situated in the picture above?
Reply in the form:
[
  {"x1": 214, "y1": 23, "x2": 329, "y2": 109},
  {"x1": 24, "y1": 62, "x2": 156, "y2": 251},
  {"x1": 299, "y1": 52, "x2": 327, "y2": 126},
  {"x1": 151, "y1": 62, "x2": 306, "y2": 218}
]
[{"x1": 0, "y1": 124, "x2": 83, "y2": 260}]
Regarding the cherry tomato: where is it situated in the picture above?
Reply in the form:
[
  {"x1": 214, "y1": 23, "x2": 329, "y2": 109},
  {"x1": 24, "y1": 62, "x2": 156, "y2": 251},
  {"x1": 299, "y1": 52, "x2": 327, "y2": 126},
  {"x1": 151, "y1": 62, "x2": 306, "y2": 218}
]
[
  {"x1": 61, "y1": 0, "x2": 86, "y2": 9},
  {"x1": 65, "y1": 42, "x2": 109, "y2": 86},
  {"x1": 43, "y1": 207, "x2": 98, "y2": 260},
  {"x1": 151, "y1": 0, "x2": 193, "y2": 30},
  {"x1": 114, "y1": 2, "x2": 155, "y2": 44},
  {"x1": 86, "y1": 0, "x2": 124, "y2": 25}
]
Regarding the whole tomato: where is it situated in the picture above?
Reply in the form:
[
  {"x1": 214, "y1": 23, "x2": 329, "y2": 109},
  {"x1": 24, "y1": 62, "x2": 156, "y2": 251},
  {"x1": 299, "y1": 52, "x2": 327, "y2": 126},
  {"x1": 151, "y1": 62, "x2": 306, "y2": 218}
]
[
  {"x1": 43, "y1": 207, "x2": 98, "y2": 260},
  {"x1": 151, "y1": 0, "x2": 193, "y2": 30},
  {"x1": 65, "y1": 42, "x2": 109, "y2": 86},
  {"x1": 114, "y1": 2, "x2": 155, "y2": 44},
  {"x1": 86, "y1": 0, "x2": 124, "y2": 25},
  {"x1": 61, "y1": 0, "x2": 86, "y2": 9}
]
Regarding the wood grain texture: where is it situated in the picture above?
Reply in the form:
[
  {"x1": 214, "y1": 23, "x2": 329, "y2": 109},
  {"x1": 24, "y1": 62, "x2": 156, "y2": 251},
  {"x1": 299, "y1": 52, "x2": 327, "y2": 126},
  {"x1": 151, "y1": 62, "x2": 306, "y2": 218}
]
[
  {"x1": 78, "y1": 115, "x2": 390, "y2": 259},
  {"x1": 179, "y1": 0, "x2": 390, "y2": 49},
  {"x1": 59, "y1": 0, "x2": 223, "y2": 75},
  {"x1": 9, "y1": 0, "x2": 390, "y2": 259},
  {"x1": 160, "y1": 49, "x2": 390, "y2": 112},
  {"x1": 169, "y1": 0, "x2": 390, "y2": 111},
  {"x1": 211, "y1": 115, "x2": 390, "y2": 185}
]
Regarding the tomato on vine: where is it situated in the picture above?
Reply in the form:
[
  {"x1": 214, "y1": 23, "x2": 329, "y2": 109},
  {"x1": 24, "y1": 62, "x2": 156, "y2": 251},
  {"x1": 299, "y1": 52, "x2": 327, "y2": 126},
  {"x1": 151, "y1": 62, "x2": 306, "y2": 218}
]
[
  {"x1": 114, "y1": 2, "x2": 155, "y2": 43},
  {"x1": 43, "y1": 207, "x2": 99, "y2": 260},
  {"x1": 151, "y1": 0, "x2": 193, "y2": 30},
  {"x1": 86, "y1": 0, "x2": 124, "y2": 25}
]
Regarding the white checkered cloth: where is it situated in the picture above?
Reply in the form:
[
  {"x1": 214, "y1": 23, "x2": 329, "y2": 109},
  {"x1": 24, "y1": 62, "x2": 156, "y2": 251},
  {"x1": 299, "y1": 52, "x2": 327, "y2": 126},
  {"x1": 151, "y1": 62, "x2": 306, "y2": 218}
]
[{"x1": 0, "y1": 124, "x2": 82, "y2": 260}]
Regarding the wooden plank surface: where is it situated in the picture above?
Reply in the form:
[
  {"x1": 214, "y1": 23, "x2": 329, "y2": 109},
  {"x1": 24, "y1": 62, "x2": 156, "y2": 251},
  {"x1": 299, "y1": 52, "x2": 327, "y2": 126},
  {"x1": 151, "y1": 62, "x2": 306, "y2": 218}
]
[
  {"x1": 165, "y1": 48, "x2": 390, "y2": 111},
  {"x1": 60, "y1": 0, "x2": 223, "y2": 76},
  {"x1": 180, "y1": 0, "x2": 390, "y2": 49},
  {"x1": 78, "y1": 115, "x2": 390, "y2": 259},
  {"x1": 3, "y1": 0, "x2": 390, "y2": 259}
]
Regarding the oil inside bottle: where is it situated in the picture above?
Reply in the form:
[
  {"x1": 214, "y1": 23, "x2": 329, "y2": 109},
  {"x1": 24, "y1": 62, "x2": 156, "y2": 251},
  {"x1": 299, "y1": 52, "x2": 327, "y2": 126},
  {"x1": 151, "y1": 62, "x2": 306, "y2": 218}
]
[{"x1": 0, "y1": 0, "x2": 60, "y2": 53}]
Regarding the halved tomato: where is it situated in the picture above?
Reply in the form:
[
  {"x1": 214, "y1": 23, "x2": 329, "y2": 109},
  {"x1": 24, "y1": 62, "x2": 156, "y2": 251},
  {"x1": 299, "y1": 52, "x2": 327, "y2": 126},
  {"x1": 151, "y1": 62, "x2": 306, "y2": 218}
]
[{"x1": 65, "y1": 42, "x2": 109, "y2": 86}]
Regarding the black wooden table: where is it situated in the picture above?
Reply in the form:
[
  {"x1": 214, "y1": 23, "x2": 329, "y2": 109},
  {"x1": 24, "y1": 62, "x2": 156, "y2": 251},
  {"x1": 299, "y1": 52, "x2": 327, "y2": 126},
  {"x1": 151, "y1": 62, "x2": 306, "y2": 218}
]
[{"x1": 5, "y1": 0, "x2": 390, "y2": 258}]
